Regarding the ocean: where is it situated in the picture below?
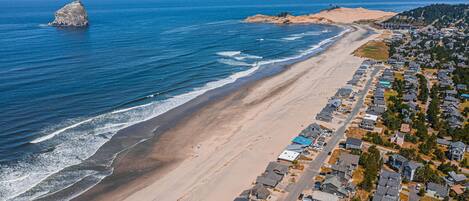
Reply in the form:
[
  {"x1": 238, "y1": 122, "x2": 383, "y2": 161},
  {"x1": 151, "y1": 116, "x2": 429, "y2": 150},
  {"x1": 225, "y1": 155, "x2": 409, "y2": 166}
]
[{"x1": 0, "y1": 0, "x2": 466, "y2": 200}]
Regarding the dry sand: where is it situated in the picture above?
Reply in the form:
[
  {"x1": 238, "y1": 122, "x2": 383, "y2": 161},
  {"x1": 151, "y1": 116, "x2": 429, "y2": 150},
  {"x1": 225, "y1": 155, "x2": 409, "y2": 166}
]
[
  {"x1": 245, "y1": 7, "x2": 396, "y2": 24},
  {"x1": 88, "y1": 25, "x2": 382, "y2": 201}
]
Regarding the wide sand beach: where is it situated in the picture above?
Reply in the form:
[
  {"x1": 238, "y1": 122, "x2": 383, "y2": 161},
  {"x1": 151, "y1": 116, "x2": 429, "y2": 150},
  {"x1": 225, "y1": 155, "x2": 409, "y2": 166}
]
[{"x1": 73, "y1": 22, "x2": 382, "y2": 201}]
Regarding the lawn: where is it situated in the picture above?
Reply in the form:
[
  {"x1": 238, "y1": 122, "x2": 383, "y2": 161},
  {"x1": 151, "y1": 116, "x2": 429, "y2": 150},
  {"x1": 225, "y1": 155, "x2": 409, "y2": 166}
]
[
  {"x1": 394, "y1": 72, "x2": 404, "y2": 81},
  {"x1": 384, "y1": 90, "x2": 398, "y2": 102},
  {"x1": 327, "y1": 149, "x2": 343, "y2": 164},
  {"x1": 460, "y1": 100, "x2": 469, "y2": 113},
  {"x1": 353, "y1": 40, "x2": 390, "y2": 61},
  {"x1": 352, "y1": 166, "x2": 365, "y2": 185}
]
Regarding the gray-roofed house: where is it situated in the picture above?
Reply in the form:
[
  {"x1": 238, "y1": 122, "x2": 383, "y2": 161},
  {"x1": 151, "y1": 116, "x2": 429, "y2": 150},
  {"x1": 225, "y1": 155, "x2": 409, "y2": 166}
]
[
  {"x1": 321, "y1": 175, "x2": 349, "y2": 198},
  {"x1": 402, "y1": 161, "x2": 423, "y2": 181},
  {"x1": 373, "y1": 170, "x2": 402, "y2": 201},
  {"x1": 360, "y1": 118, "x2": 376, "y2": 130},
  {"x1": 448, "y1": 141, "x2": 466, "y2": 161},
  {"x1": 331, "y1": 152, "x2": 360, "y2": 181},
  {"x1": 436, "y1": 138, "x2": 450, "y2": 146},
  {"x1": 426, "y1": 182, "x2": 448, "y2": 199},
  {"x1": 251, "y1": 184, "x2": 271, "y2": 200},
  {"x1": 256, "y1": 161, "x2": 289, "y2": 188},
  {"x1": 345, "y1": 137, "x2": 362, "y2": 150},
  {"x1": 388, "y1": 154, "x2": 408, "y2": 170},
  {"x1": 335, "y1": 87, "x2": 353, "y2": 99},
  {"x1": 444, "y1": 171, "x2": 467, "y2": 186}
]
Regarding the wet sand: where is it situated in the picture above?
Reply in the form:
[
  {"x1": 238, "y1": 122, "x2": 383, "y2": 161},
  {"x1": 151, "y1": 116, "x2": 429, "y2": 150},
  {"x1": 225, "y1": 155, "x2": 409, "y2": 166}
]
[{"x1": 74, "y1": 24, "x2": 380, "y2": 201}]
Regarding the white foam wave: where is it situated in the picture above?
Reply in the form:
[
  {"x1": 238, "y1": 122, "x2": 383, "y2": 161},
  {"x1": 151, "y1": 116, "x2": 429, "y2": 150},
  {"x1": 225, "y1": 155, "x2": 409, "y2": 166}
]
[
  {"x1": 282, "y1": 31, "x2": 322, "y2": 41},
  {"x1": 217, "y1": 51, "x2": 262, "y2": 61},
  {"x1": 282, "y1": 36, "x2": 302, "y2": 41},
  {"x1": 0, "y1": 58, "x2": 262, "y2": 201},
  {"x1": 217, "y1": 59, "x2": 253, "y2": 67},
  {"x1": 216, "y1": 51, "x2": 241, "y2": 57},
  {"x1": 0, "y1": 28, "x2": 350, "y2": 201}
]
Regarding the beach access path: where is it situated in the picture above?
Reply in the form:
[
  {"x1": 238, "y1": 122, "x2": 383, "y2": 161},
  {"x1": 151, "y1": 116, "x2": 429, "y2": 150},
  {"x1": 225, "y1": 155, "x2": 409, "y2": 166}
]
[
  {"x1": 86, "y1": 25, "x2": 381, "y2": 201},
  {"x1": 284, "y1": 65, "x2": 382, "y2": 201}
]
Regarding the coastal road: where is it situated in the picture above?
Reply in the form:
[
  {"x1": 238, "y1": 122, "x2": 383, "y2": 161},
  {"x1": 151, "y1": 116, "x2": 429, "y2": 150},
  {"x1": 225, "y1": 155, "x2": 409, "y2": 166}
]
[{"x1": 284, "y1": 66, "x2": 382, "y2": 201}]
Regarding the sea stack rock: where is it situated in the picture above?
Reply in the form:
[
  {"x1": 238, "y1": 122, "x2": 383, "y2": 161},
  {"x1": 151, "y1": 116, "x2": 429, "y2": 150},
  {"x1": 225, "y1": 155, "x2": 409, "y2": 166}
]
[{"x1": 49, "y1": 0, "x2": 89, "y2": 27}]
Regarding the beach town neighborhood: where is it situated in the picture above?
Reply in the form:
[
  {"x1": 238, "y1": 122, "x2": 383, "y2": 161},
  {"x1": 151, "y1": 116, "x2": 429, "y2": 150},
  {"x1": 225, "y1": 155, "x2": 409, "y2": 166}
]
[{"x1": 235, "y1": 4, "x2": 469, "y2": 201}]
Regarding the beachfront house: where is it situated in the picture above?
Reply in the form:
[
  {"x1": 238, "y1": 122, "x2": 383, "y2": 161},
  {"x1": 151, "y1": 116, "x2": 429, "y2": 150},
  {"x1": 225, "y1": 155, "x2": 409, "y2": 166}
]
[
  {"x1": 345, "y1": 137, "x2": 362, "y2": 150},
  {"x1": 372, "y1": 170, "x2": 401, "y2": 201},
  {"x1": 256, "y1": 161, "x2": 289, "y2": 188},
  {"x1": 278, "y1": 150, "x2": 300, "y2": 163},
  {"x1": 448, "y1": 141, "x2": 466, "y2": 161},
  {"x1": 426, "y1": 182, "x2": 449, "y2": 199},
  {"x1": 292, "y1": 136, "x2": 313, "y2": 147}
]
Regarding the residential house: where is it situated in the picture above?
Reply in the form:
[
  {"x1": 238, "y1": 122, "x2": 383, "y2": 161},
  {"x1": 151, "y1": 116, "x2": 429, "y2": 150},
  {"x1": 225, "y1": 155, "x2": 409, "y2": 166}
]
[
  {"x1": 373, "y1": 170, "x2": 401, "y2": 201},
  {"x1": 303, "y1": 191, "x2": 340, "y2": 201},
  {"x1": 400, "y1": 124, "x2": 411, "y2": 133},
  {"x1": 331, "y1": 152, "x2": 360, "y2": 181},
  {"x1": 390, "y1": 132, "x2": 405, "y2": 146},
  {"x1": 426, "y1": 182, "x2": 448, "y2": 200},
  {"x1": 388, "y1": 154, "x2": 408, "y2": 170},
  {"x1": 292, "y1": 136, "x2": 313, "y2": 146},
  {"x1": 360, "y1": 114, "x2": 378, "y2": 130},
  {"x1": 256, "y1": 161, "x2": 289, "y2": 188},
  {"x1": 402, "y1": 161, "x2": 423, "y2": 181},
  {"x1": 444, "y1": 171, "x2": 467, "y2": 186},
  {"x1": 448, "y1": 141, "x2": 466, "y2": 161},
  {"x1": 278, "y1": 150, "x2": 300, "y2": 162},
  {"x1": 321, "y1": 175, "x2": 349, "y2": 198},
  {"x1": 345, "y1": 137, "x2": 362, "y2": 150}
]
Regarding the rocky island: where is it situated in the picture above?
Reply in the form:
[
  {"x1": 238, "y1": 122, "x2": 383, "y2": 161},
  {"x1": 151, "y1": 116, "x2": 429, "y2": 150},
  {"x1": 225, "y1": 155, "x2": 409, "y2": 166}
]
[
  {"x1": 49, "y1": 0, "x2": 89, "y2": 27},
  {"x1": 245, "y1": 7, "x2": 396, "y2": 24}
]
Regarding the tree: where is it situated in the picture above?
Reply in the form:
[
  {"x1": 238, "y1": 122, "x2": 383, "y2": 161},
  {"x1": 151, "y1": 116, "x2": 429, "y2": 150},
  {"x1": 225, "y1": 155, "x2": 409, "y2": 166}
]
[
  {"x1": 437, "y1": 162, "x2": 457, "y2": 174},
  {"x1": 417, "y1": 74, "x2": 429, "y2": 102},
  {"x1": 415, "y1": 164, "x2": 444, "y2": 184},
  {"x1": 359, "y1": 146, "x2": 382, "y2": 191}
]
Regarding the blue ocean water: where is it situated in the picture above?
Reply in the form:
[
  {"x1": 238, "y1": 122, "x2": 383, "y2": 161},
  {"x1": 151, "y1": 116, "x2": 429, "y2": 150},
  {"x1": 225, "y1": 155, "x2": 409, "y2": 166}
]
[{"x1": 0, "y1": 0, "x2": 466, "y2": 200}]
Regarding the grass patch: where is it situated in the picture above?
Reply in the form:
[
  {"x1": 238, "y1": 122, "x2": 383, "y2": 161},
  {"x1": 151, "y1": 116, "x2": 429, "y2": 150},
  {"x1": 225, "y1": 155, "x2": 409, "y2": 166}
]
[
  {"x1": 327, "y1": 149, "x2": 342, "y2": 165},
  {"x1": 460, "y1": 100, "x2": 469, "y2": 113},
  {"x1": 394, "y1": 72, "x2": 404, "y2": 81},
  {"x1": 421, "y1": 196, "x2": 439, "y2": 201},
  {"x1": 352, "y1": 166, "x2": 365, "y2": 185},
  {"x1": 353, "y1": 40, "x2": 389, "y2": 61},
  {"x1": 384, "y1": 90, "x2": 398, "y2": 102}
]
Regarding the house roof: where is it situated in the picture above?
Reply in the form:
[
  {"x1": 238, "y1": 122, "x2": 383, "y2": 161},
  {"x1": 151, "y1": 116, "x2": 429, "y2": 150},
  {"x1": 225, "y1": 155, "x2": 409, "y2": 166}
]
[
  {"x1": 346, "y1": 137, "x2": 362, "y2": 147},
  {"x1": 266, "y1": 161, "x2": 289, "y2": 176},
  {"x1": 251, "y1": 184, "x2": 271, "y2": 199},
  {"x1": 437, "y1": 138, "x2": 450, "y2": 146},
  {"x1": 448, "y1": 171, "x2": 467, "y2": 182},
  {"x1": 310, "y1": 190, "x2": 340, "y2": 201},
  {"x1": 450, "y1": 141, "x2": 466, "y2": 149},
  {"x1": 364, "y1": 114, "x2": 378, "y2": 121},
  {"x1": 400, "y1": 124, "x2": 411, "y2": 133},
  {"x1": 405, "y1": 161, "x2": 423, "y2": 170},
  {"x1": 426, "y1": 182, "x2": 448, "y2": 197},
  {"x1": 278, "y1": 150, "x2": 300, "y2": 162},
  {"x1": 292, "y1": 136, "x2": 313, "y2": 146}
]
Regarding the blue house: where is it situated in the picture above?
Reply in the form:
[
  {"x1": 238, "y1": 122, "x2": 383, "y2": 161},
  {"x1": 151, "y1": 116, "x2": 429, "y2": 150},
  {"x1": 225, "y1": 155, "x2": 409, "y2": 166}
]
[
  {"x1": 292, "y1": 136, "x2": 313, "y2": 146},
  {"x1": 461, "y1": 94, "x2": 469, "y2": 100}
]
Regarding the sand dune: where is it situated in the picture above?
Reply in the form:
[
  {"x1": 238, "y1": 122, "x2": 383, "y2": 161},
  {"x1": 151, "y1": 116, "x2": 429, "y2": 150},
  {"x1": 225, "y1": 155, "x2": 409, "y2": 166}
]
[{"x1": 245, "y1": 7, "x2": 396, "y2": 24}]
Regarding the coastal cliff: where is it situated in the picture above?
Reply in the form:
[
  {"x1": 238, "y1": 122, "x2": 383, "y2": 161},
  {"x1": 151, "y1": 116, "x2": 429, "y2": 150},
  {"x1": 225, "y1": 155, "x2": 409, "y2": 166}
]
[
  {"x1": 245, "y1": 7, "x2": 396, "y2": 24},
  {"x1": 49, "y1": 0, "x2": 88, "y2": 27}
]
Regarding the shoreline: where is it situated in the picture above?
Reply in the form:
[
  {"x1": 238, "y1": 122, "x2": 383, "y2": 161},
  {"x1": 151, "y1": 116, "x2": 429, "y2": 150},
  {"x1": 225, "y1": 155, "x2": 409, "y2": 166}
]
[{"x1": 70, "y1": 24, "x2": 378, "y2": 201}]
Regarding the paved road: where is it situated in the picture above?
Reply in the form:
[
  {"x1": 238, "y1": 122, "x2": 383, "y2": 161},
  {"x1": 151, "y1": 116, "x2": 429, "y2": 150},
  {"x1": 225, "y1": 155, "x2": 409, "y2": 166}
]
[{"x1": 284, "y1": 66, "x2": 382, "y2": 201}]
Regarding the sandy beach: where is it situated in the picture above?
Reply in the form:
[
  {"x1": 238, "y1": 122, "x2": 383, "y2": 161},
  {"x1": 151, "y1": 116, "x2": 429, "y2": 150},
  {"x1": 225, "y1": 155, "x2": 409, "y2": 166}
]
[{"x1": 74, "y1": 24, "x2": 381, "y2": 201}]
